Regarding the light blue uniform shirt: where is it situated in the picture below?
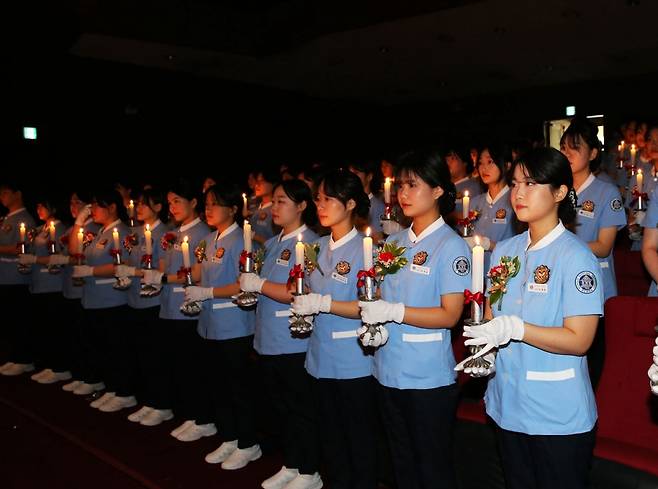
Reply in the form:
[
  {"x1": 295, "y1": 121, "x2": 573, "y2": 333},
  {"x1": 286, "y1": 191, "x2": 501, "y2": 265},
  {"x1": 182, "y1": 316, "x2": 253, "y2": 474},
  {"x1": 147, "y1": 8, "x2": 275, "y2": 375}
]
[
  {"x1": 484, "y1": 223, "x2": 604, "y2": 435},
  {"x1": 197, "y1": 222, "x2": 255, "y2": 340},
  {"x1": 81, "y1": 220, "x2": 130, "y2": 310},
  {"x1": 642, "y1": 187, "x2": 658, "y2": 297},
  {"x1": 470, "y1": 186, "x2": 516, "y2": 272},
  {"x1": 159, "y1": 218, "x2": 211, "y2": 320},
  {"x1": 0, "y1": 208, "x2": 36, "y2": 285},
  {"x1": 305, "y1": 228, "x2": 373, "y2": 380},
  {"x1": 368, "y1": 194, "x2": 385, "y2": 235},
  {"x1": 29, "y1": 220, "x2": 64, "y2": 294},
  {"x1": 454, "y1": 177, "x2": 483, "y2": 218},
  {"x1": 254, "y1": 225, "x2": 319, "y2": 355},
  {"x1": 250, "y1": 202, "x2": 277, "y2": 243},
  {"x1": 124, "y1": 220, "x2": 166, "y2": 309},
  {"x1": 574, "y1": 174, "x2": 626, "y2": 302},
  {"x1": 61, "y1": 221, "x2": 102, "y2": 300},
  {"x1": 375, "y1": 217, "x2": 471, "y2": 389}
]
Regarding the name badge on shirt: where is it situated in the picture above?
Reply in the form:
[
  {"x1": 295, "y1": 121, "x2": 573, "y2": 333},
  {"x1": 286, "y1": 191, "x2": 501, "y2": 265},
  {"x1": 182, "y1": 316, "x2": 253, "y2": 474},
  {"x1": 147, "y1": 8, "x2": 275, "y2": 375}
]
[
  {"x1": 410, "y1": 264, "x2": 430, "y2": 275},
  {"x1": 331, "y1": 271, "x2": 348, "y2": 284},
  {"x1": 527, "y1": 282, "x2": 548, "y2": 294},
  {"x1": 578, "y1": 209, "x2": 595, "y2": 219},
  {"x1": 276, "y1": 258, "x2": 289, "y2": 267},
  {"x1": 492, "y1": 218, "x2": 507, "y2": 224}
]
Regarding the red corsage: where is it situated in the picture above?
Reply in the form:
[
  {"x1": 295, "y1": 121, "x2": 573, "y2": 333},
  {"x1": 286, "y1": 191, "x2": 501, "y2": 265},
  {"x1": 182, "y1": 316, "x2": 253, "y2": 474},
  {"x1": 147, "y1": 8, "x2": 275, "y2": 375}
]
[
  {"x1": 287, "y1": 264, "x2": 304, "y2": 287},
  {"x1": 161, "y1": 232, "x2": 177, "y2": 251}
]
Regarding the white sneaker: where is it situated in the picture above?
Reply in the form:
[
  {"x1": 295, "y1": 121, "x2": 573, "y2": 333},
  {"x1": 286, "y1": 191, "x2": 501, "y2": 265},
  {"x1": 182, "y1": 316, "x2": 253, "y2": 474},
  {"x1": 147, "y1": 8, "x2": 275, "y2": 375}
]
[
  {"x1": 205, "y1": 440, "x2": 238, "y2": 464},
  {"x1": 1, "y1": 363, "x2": 35, "y2": 376},
  {"x1": 99, "y1": 395, "x2": 137, "y2": 413},
  {"x1": 0, "y1": 362, "x2": 14, "y2": 374},
  {"x1": 73, "y1": 382, "x2": 105, "y2": 395},
  {"x1": 176, "y1": 422, "x2": 217, "y2": 442},
  {"x1": 283, "y1": 473, "x2": 323, "y2": 489},
  {"x1": 221, "y1": 444, "x2": 262, "y2": 470},
  {"x1": 90, "y1": 392, "x2": 116, "y2": 409},
  {"x1": 262, "y1": 466, "x2": 300, "y2": 489},
  {"x1": 37, "y1": 370, "x2": 72, "y2": 384},
  {"x1": 31, "y1": 369, "x2": 52, "y2": 381},
  {"x1": 170, "y1": 419, "x2": 195, "y2": 438},
  {"x1": 62, "y1": 380, "x2": 82, "y2": 392},
  {"x1": 128, "y1": 406, "x2": 153, "y2": 423},
  {"x1": 140, "y1": 409, "x2": 174, "y2": 426}
]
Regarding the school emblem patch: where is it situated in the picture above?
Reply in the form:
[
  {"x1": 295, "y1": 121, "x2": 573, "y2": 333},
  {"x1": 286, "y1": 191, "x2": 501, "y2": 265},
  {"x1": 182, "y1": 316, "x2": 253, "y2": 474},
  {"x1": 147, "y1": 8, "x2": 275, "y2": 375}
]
[
  {"x1": 495, "y1": 208, "x2": 507, "y2": 219},
  {"x1": 582, "y1": 200, "x2": 595, "y2": 213},
  {"x1": 610, "y1": 199, "x2": 623, "y2": 212},
  {"x1": 335, "y1": 260, "x2": 351, "y2": 275},
  {"x1": 534, "y1": 265, "x2": 550, "y2": 284},
  {"x1": 413, "y1": 251, "x2": 428, "y2": 266},
  {"x1": 575, "y1": 271, "x2": 597, "y2": 294},
  {"x1": 280, "y1": 249, "x2": 291, "y2": 261},
  {"x1": 215, "y1": 247, "x2": 225, "y2": 259},
  {"x1": 452, "y1": 256, "x2": 470, "y2": 276}
]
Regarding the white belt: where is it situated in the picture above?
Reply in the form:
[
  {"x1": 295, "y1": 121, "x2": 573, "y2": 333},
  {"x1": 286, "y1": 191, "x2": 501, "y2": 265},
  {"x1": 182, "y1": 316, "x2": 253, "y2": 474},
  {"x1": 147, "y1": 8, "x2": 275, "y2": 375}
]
[
  {"x1": 526, "y1": 368, "x2": 575, "y2": 381},
  {"x1": 0, "y1": 257, "x2": 18, "y2": 263},
  {"x1": 331, "y1": 330, "x2": 358, "y2": 339},
  {"x1": 212, "y1": 302, "x2": 238, "y2": 310},
  {"x1": 173, "y1": 287, "x2": 185, "y2": 293},
  {"x1": 402, "y1": 332, "x2": 443, "y2": 343},
  {"x1": 95, "y1": 278, "x2": 115, "y2": 285},
  {"x1": 275, "y1": 309, "x2": 292, "y2": 317}
]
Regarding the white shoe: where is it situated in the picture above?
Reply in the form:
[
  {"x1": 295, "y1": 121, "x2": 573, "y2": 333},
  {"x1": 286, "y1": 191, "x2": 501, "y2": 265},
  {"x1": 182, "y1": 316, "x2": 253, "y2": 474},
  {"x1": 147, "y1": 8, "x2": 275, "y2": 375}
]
[
  {"x1": 283, "y1": 473, "x2": 323, "y2": 489},
  {"x1": 170, "y1": 419, "x2": 195, "y2": 438},
  {"x1": 31, "y1": 369, "x2": 52, "y2": 381},
  {"x1": 128, "y1": 406, "x2": 153, "y2": 423},
  {"x1": 0, "y1": 362, "x2": 14, "y2": 374},
  {"x1": 176, "y1": 422, "x2": 217, "y2": 442},
  {"x1": 140, "y1": 409, "x2": 174, "y2": 427},
  {"x1": 90, "y1": 392, "x2": 116, "y2": 409},
  {"x1": 99, "y1": 395, "x2": 137, "y2": 413},
  {"x1": 221, "y1": 444, "x2": 262, "y2": 470},
  {"x1": 1, "y1": 363, "x2": 35, "y2": 376},
  {"x1": 262, "y1": 466, "x2": 300, "y2": 489},
  {"x1": 62, "y1": 380, "x2": 82, "y2": 392},
  {"x1": 73, "y1": 382, "x2": 105, "y2": 395},
  {"x1": 205, "y1": 440, "x2": 238, "y2": 464},
  {"x1": 37, "y1": 370, "x2": 72, "y2": 384}
]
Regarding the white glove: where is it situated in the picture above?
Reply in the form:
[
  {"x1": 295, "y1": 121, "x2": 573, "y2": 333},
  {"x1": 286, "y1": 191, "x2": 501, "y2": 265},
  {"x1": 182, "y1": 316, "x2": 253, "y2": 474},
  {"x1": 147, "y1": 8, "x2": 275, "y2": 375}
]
[
  {"x1": 358, "y1": 324, "x2": 389, "y2": 347},
  {"x1": 455, "y1": 352, "x2": 496, "y2": 377},
  {"x1": 240, "y1": 273, "x2": 266, "y2": 293},
  {"x1": 75, "y1": 205, "x2": 92, "y2": 226},
  {"x1": 382, "y1": 220, "x2": 403, "y2": 236},
  {"x1": 184, "y1": 286, "x2": 214, "y2": 304},
  {"x1": 114, "y1": 276, "x2": 132, "y2": 289},
  {"x1": 48, "y1": 254, "x2": 70, "y2": 266},
  {"x1": 464, "y1": 315, "x2": 525, "y2": 358},
  {"x1": 115, "y1": 265, "x2": 136, "y2": 278},
  {"x1": 649, "y1": 364, "x2": 658, "y2": 395},
  {"x1": 359, "y1": 300, "x2": 405, "y2": 324},
  {"x1": 464, "y1": 236, "x2": 491, "y2": 251},
  {"x1": 72, "y1": 265, "x2": 94, "y2": 278},
  {"x1": 292, "y1": 293, "x2": 331, "y2": 316},
  {"x1": 18, "y1": 254, "x2": 37, "y2": 265},
  {"x1": 653, "y1": 337, "x2": 658, "y2": 364},
  {"x1": 142, "y1": 269, "x2": 163, "y2": 285}
]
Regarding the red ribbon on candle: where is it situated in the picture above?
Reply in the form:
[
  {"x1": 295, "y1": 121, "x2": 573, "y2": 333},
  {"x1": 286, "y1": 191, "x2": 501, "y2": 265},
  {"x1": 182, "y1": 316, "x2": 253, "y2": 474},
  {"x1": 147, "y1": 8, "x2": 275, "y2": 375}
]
[
  {"x1": 287, "y1": 264, "x2": 304, "y2": 287},
  {"x1": 177, "y1": 266, "x2": 191, "y2": 279},
  {"x1": 109, "y1": 248, "x2": 121, "y2": 258},
  {"x1": 632, "y1": 188, "x2": 648, "y2": 200},
  {"x1": 463, "y1": 289, "x2": 484, "y2": 305},
  {"x1": 140, "y1": 254, "x2": 153, "y2": 265},
  {"x1": 239, "y1": 250, "x2": 252, "y2": 267},
  {"x1": 357, "y1": 268, "x2": 377, "y2": 288}
]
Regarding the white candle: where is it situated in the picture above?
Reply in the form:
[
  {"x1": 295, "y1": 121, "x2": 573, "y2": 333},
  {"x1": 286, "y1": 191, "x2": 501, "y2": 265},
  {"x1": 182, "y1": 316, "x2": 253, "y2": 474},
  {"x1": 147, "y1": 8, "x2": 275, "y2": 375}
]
[
  {"x1": 144, "y1": 223, "x2": 152, "y2": 255},
  {"x1": 363, "y1": 227, "x2": 373, "y2": 270},
  {"x1": 20, "y1": 222, "x2": 26, "y2": 242},
  {"x1": 631, "y1": 144, "x2": 637, "y2": 165},
  {"x1": 77, "y1": 228, "x2": 84, "y2": 255},
  {"x1": 242, "y1": 193, "x2": 248, "y2": 215},
  {"x1": 295, "y1": 234, "x2": 305, "y2": 267},
  {"x1": 384, "y1": 178, "x2": 391, "y2": 204},
  {"x1": 243, "y1": 220, "x2": 252, "y2": 253},
  {"x1": 112, "y1": 227, "x2": 120, "y2": 250},
  {"x1": 472, "y1": 236, "x2": 484, "y2": 294},
  {"x1": 128, "y1": 200, "x2": 135, "y2": 218},
  {"x1": 462, "y1": 190, "x2": 470, "y2": 219},
  {"x1": 637, "y1": 169, "x2": 644, "y2": 194},
  {"x1": 49, "y1": 221, "x2": 56, "y2": 242},
  {"x1": 182, "y1": 235, "x2": 191, "y2": 268}
]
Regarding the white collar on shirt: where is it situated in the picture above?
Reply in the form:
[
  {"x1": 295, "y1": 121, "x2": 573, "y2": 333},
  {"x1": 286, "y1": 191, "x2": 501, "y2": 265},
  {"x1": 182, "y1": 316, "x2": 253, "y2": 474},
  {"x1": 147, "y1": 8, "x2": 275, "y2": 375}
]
[
  {"x1": 575, "y1": 173, "x2": 596, "y2": 196},
  {"x1": 329, "y1": 227, "x2": 358, "y2": 251},
  {"x1": 100, "y1": 219, "x2": 122, "y2": 235},
  {"x1": 216, "y1": 221, "x2": 238, "y2": 241},
  {"x1": 368, "y1": 192, "x2": 374, "y2": 200},
  {"x1": 408, "y1": 216, "x2": 445, "y2": 244},
  {"x1": 486, "y1": 185, "x2": 510, "y2": 206},
  {"x1": 526, "y1": 221, "x2": 566, "y2": 251},
  {"x1": 279, "y1": 224, "x2": 308, "y2": 242},
  {"x1": 83, "y1": 218, "x2": 93, "y2": 227},
  {"x1": 179, "y1": 217, "x2": 201, "y2": 233},
  {"x1": 6, "y1": 207, "x2": 26, "y2": 218},
  {"x1": 259, "y1": 201, "x2": 273, "y2": 210},
  {"x1": 454, "y1": 177, "x2": 470, "y2": 186},
  {"x1": 148, "y1": 220, "x2": 162, "y2": 231}
]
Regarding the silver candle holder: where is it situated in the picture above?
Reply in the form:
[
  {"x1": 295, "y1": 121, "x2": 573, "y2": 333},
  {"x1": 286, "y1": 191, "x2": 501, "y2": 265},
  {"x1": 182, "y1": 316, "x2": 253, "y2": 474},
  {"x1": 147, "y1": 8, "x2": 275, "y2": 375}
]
[
  {"x1": 289, "y1": 269, "x2": 313, "y2": 335},
  {"x1": 73, "y1": 254, "x2": 85, "y2": 286},
  {"x1": 358, "y1": 274, "x2": 388, "y2": 347},
  {"x1": 179, "y1": 268, "x2": 202, "y2": 316},
  {"x1": 112, "y1": 250, "x2": 131, "y2": 290},
  {"x1": 47, "y1": 241, "x2": 62, "y2": 274},
  {"x1": 236, "y1": 253, "x2": 259, "y2": 308},
  {"x1": 461, "y1": 300, "x2": 492, "y2": 371}
]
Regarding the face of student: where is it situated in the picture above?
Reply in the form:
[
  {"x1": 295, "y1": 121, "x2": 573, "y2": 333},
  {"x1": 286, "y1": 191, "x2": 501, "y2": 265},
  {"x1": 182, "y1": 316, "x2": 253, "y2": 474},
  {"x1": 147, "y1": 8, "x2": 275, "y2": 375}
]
[
  {"x1": 254, "y1": 173, "x2": 273, "y2": 198},
  {"x1": 647, "y1": 128, "x2": 658, "y2": 157},
  {"x1": 70, "y1": 193, "x2": 86, "y2": 220},
  {"x1": 445, "y1": 153, "x2": 466, "y2": 179},
  {"x1": 0, "y1": 188, "x2": 19, "y2": 208},
  {"x1": 90, "y1": 202, "x2": 116, "y2": 226},
  {"x1": 36, "y1": 203, "x2": 52, "y2": 222},
  {"x1": 204, "y1": 192, "x2": 235, "y2": 229},
  {"x1": 560, "y1": 135, "x2": 597, "y2": 175},
  {"x1": 272, "y1": 186, "x2": 305, "y2": 228},
  {"x1": 315, "y1": 183, "x2": 354, "y2": 229},
  {"x1": 136, "y1": 197, "x2": 159, "y2": 222},
  {"x1": 397, "y1": 171, "x2": 443, "y2": 219},
  {"x1": 478, "y1": 150, "x2": 502, "y2": 186},
  {"x1": 167, "y1": 192, "x2": 196, "y2": 224},
  {"x1": 510, "y1": 164, "x2": 566, "y2": 224},
  {"x1": 381, "y1": 160, "x2": 394, "y2": 179}
]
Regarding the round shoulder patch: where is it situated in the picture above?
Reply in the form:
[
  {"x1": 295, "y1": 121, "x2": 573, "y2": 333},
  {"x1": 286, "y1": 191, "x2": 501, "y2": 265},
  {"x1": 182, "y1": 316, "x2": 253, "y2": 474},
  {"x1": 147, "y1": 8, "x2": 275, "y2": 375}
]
[
  {"x1": 452, "y1": 256, "x2": 470, "y2": 276},
  {"x1": 575, "y1": 271, "x2": 597, "y2": 294},
  {"x1": 610, "y1": 198, "x2": 623, "y2": 212}
]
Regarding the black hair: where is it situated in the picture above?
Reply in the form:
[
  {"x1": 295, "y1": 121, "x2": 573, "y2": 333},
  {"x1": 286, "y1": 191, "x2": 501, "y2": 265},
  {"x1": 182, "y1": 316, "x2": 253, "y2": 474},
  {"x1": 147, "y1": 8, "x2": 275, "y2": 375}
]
[
  {"x1": 133, "y1": 186, "x2": 169, "y2": 222},
  {"x1": 318, "y1": 168, "x2": 370, "y2": 220},
  {"x1": 167, "y1": 178, "x2": 203, "y2": 215},
  {"x1": 254, "y1": 166, "x2": 280, "y2": 187},
  {"x1": 560, "y1": 116, "x2": 602, "y2": 172},
  {"x1": 0, "y1": 179, "x2": 23, "y2": 193},
  {"x1": 205, "y1": 182, "x2": 242, "y2": 224},
  {"x1": 444, "y1": 147, "x2": 474, "y2": 174},
  {"x1": 91, "y1": 185, "x2": 128, "y2": 222},
  {"x1": 395, "y1": 148, "x2": 457, "y2": 216},
  {"x1": 478, "y1": 143, "x2": 513, "y2": 185},
  {"x1": 34, "y1": 196, "x2": 60, "y2": 221},
  {"x1": 274, "y1": 179, "x2": 318, "y2": 227},
  {"x1": 512, "y1": 148, "x2": 577, "y2": 225},
  {"x1": 71, "y1": 189, "x2": 92, "y2": 205},
  {"x1": 348, "y1": 159, "x2": 383, "y2": 197}
]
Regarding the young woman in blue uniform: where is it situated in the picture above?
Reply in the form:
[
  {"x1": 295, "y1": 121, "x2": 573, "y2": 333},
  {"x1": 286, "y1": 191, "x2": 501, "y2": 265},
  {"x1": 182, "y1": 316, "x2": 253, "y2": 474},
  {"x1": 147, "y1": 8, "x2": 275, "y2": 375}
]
[
  {"x1": 358, "y1": 149, "x2": 472, "y2": 489},
  {"x1": 641, "y1": 186, "x2": 658, "y2": 297},
  {"x1": 445, "y1": 147, "x2": 483, "y2": 221},
  {"x1": 349, "y1": 160, "x2": 385, "y2": 243},
  {"x1": 459, "y1": 148, "x2": 604, "y2": 489},
  {"x1": 291, "y1": 169, "x2": 376, "y2": 489},
  {"x1": 251, "y1": 167, "x2": 279, "y2": 246},
  {"x1": 239, "y1": 179, "x2": 321, "y2": 488}
]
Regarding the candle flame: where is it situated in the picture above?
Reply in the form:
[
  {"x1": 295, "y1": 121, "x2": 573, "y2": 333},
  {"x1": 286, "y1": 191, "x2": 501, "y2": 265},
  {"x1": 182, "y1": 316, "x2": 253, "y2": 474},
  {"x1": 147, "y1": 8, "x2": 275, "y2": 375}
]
[
  {"x1": 50, "y1": 221, "x2": 55, "y2": 228},
  {"x1": 475, "y1": 235, "x2": 480, "y2": 246},
  {"x1": 464, "y1": 190, "x2": 469, "y2": 197},
  {"x1": 297, "y1": 234, "x2": 303, "y2": 243},
  {"x1": 129, "y1": 200, "x2": 134, "y2": 206},
  {"x1": 146, "y1": 223, "x2": 150, "y2": 231},
  {"x1": 631, "y1": 144, "x2": 636, "y2": 150},
  {"x1": 244, "y1": 219, "x2": 248, "y2": 226},
  {"x1": 113, "y1": 227, "x2": 118, "y2": 233},
  {"x1": 242, "y1": 193, "x2": 246, "y2": 199},
  {"x1": 638, "y1": 169, "x2": 643, "y2": 175},
  {"x1": 20, "y1": 223, "x2": 25, "y2": 230},
  {"x1": 183, "y1": 235, "x2": 189, "y2": 244},
  {"x1": 366, "y1": 227, "x2": 371, "y2": 237},
  {"x1": 385, "y1": 177, "x2": 390, "y2": 184}
]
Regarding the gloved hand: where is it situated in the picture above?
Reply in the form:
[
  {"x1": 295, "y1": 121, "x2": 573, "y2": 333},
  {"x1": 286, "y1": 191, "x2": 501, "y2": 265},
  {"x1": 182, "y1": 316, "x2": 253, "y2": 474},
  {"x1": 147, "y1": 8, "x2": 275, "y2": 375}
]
[
  {"x1": 18, "y1": 254, "x2": 37, "y2": 265},
  {"x1": 649, "y1": 364, "x2": 658, "y2": 395},
  {"x1": 72, "y1": 265, "x2": 94, "y2": 278},
  {"x1": 240, "y1": 273, "x2": 266, "y2": 293},
  {"x1": 464, "y1": 236, "x2": 491, "y2": 251},
  {"x1": 292, "y1": 293, "x2": 331, "y2": 316},
  {"x1": 455, "y1": 351, "x2": 497, "y2": 377},
  {"x1": 464, "y1": 315, "x2": 525, "y2": 358},
  {"x1": 48, "y1": 254, "x2": 70, "y2": 266},
  {"x1": 115, "y1": 265, "x2": 136, "y2": 278},
  {"x1": 653, "y1": 337, "x2": 658, "y2": 363},
  {"x1": 382, "y1": 220, "x2": 403, "y2": 236},
  {"x1": 142, "y1": 269, "x2": 163, "y2": 285},
  {"x1": 75, "y1": 205, "x2": 92, "y2": 226},
  {"x1": 359, "y1": 300, "x2": 405, "y2": 324},
  {"x1": 357, "y1": 324, "x2": 389, "y2": 347},
  {"x1": 184, "y1": 286, "x2": 214, "y2": 304}
]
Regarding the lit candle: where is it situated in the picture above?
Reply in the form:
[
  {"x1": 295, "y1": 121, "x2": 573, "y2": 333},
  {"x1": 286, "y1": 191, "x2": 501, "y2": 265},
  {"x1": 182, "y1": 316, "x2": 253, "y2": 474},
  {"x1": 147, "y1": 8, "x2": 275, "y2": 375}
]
[
  {"x1": 462, "y1": 190, "x2": 470, "y2": 219},
  {"x1": 128, "y1": 200, "x2": 135, "y2": 217},
  {"x1": 295, "y1": 234, "x2": 305, "y2": 267},
  {"x1": 363, "y1": 227, "x2": 373, "y2": 270},
  {"x1": 384, "y1": 178, "x2": 392, "y2": 204},
  {"x1": 144, "y1": 223, "x2": 152, "y2": 255},
  {"x1": 620, "y1": 140, "x2": 626, "y2": 154},
  {"x1": 242, "y1": 193, "x2": 248, "y2": 215},
  {"x1": 637, "y1": 169, "x2": 644, "y2": 194},
  {"x1": 112, "y1": 227, "x2": 120, "y2": 250},
  {"x1": 20, "y1": 223, "x2": 26, "y2": 243},
  {"x1": 631, "y1": 144, "x2": 637, "y2": 165},
  {"x1": 472, "y1": 236, "x2": 484, "y2": 323},
  {"x1": 182, "y1": 235, "x2": 191, "y2": 268},
  {"x1": 243, "y1": 220, "x2": 252, "y2": 253},
  {"x1": 49, "y1": 221, "x2": 56, "y2": 242},
  {"x1": 77, "y1": 228, "x2": 84, "y2": 255}
]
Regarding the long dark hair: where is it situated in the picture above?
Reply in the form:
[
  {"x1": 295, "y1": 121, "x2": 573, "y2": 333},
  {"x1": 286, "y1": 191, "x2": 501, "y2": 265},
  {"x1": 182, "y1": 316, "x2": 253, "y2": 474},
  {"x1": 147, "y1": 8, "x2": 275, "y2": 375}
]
[
  {"x1": 92, "y1": 186, "x2": 128, "y2": 222},
  {"x1": 133, "y1": 186, "x2": 169, "y2": 222},
  {"x1": 205, "y1": 182, "x2": 242, "y2": 224},
  {"x1": 318, "y1": 168, "x2": 370, "y2": 220},
  {"x1": 560, "y1": 116, "x2": 602, "y2": 172},
  {"x1": 478, "y1": 143, "x2": 512, "y2": 185},
  {"x1": 274, "y1": 179, "x2": 318, "y2": 227},
  {"x1": 167, "y1": 178, "x2": 203, "y2": 215}
]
